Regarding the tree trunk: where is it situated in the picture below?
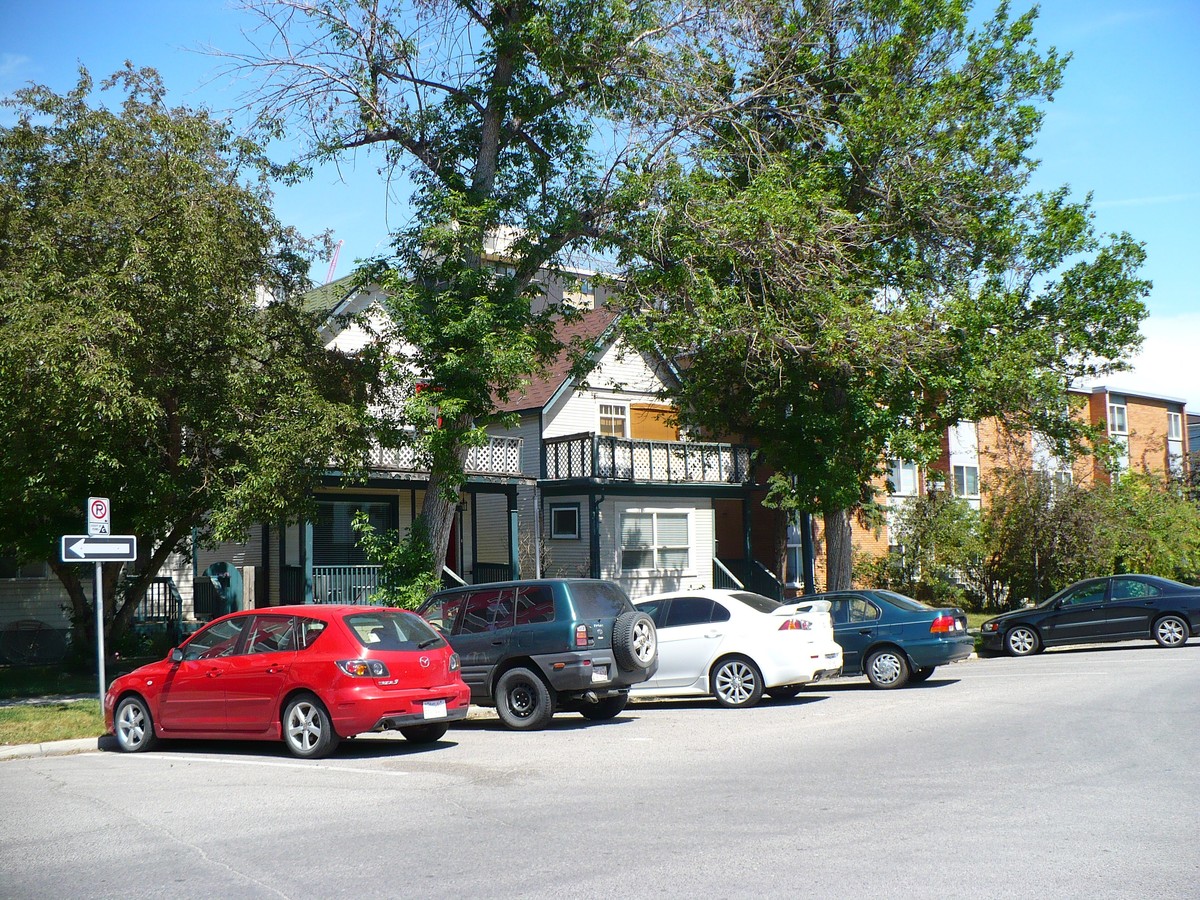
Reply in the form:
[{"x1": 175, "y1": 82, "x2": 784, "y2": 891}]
[
  {"x1": 824, "y1": 508, "x2": 854, "y2": 590},
  {"x1": 421, "y1": 473, "x2": 459, "y2": 583}
]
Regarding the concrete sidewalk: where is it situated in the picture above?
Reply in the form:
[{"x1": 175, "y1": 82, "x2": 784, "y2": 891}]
[{"x1": 0, "y1": 736, "x2": 108, "y2": 762}]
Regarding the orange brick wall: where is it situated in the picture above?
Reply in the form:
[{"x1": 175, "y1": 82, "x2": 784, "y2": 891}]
[
  {"x1": 784, "y1": 389, "x2": 1186, "y2": 589},
  {"x1": 1124, "y1": 396, "x2": 1175, "y2": 476}
]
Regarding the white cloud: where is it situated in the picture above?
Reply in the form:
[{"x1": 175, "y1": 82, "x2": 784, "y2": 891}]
[{"x1": 1086, "y1": 312, "x2": 1200, "y2": 409}]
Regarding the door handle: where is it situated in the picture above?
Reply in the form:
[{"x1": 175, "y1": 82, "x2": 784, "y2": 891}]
[
  {"x1": 858, "y1": 629, "x2": 873, "y2": 635},
  {"x1": 491, "y1": 640, "x2": 505, "y2": 646},
  {"x1": 205, "y1": 669, "x2": 222, "y2": 677},
  {"x1": 265, "y1": 666, "x2": 287, "y2": 674}
]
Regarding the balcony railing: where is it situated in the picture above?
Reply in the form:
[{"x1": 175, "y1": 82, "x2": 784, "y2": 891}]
[
  {"x1": 369, "y1": 435, "x2": 524, "y2": 477},
  {"x1": 544, "y1": 433, "x2": 753, "y2": 485},
  {"x1": 281, "y1": 563, "x2": 514, "y2": 603}
]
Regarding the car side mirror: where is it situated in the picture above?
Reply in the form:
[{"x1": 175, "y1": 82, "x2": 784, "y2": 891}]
[{"x1": 170, "y1": 648, "x2": 184, "y2": 664}]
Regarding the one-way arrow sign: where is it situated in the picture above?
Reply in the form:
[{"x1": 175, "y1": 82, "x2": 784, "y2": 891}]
[{"x1": 60, "y1": 535, "x2": 138, "y2": 563}]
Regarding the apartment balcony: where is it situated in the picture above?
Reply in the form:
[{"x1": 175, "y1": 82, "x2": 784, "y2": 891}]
[
  {"x1": 543, "y1": 432, "x2": 753, "y2": 485},
  {"x1": 368, "y1": 435, "x2": 524, "y2": 477}
]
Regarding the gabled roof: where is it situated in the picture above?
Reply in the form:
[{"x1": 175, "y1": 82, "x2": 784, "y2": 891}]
[
  {"x1": 302, "y1": 273, "x2": 360, "y2": 319},
  {"x1": 493, "y1": 306, "x2": 621, "y2": 414}
]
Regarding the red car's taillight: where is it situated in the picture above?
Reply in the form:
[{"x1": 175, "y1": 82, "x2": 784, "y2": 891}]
[
  {"x1": 575, "y1": 624, "x2": 590, "y2": 647},
  {"x1": 929, "y1": 615, "x2": 962, "y2": 634},
  {"x1": 337, "y1": 659, "x2": 391, "y2": 677},
  {"x1": 778, "y1": 618, "x2": 813, "y2": 631},
  {"x1": 449, "y1": 652, "x2": 461, "y2": 672}
]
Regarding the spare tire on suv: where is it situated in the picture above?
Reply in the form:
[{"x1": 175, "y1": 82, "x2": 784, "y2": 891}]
[
  {"x1": 612, "y1": 610, "x2": 657, "y2": 672},
  {"x1": 418, "y1": 579, "x2": 658, "y2": 730}
]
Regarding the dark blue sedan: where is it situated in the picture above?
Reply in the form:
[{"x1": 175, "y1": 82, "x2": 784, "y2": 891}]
[
  {"x1": 979, "y1": 574, "x2": 1200, "y2": 656},
  {"x1": 805, "y1": 590, "x2": 974, "y2": 688}
]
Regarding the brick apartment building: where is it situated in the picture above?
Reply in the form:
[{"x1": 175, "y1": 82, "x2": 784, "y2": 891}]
[{"x1": 796, "y1": 385, "x2": 1189, "y2": 591}]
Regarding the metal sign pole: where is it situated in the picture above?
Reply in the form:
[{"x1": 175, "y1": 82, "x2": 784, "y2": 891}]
[{"x1": 95, "y1": 561, "x2": 106, "y2": 703}]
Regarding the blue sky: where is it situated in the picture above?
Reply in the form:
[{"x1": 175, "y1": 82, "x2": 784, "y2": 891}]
[{"x1": 3, "y1": 0, "x2": 1197, "y2": 405}]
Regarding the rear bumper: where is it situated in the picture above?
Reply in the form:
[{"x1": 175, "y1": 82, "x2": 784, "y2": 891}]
[
  {"x1": 760, "y1": 640, "x2": 845, "y2": 688},
  {"x1": 532, "y1": 650, "x2": 657, "y2": 697},
  {"x1": 330, "y1": 680, "x2": 472, "y2": 736},
  {"x1": 904, "y1": 635, "x2": 975, "y2": 668}
]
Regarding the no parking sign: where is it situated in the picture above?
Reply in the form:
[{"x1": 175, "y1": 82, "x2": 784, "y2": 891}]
[{"x1": 88, "y1": 496, "x2": 110, "y2": 536}]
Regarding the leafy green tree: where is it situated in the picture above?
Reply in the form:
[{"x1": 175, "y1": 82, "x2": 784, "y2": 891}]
[
  {"x1": 0, "y1": 67, "x2": 374, "y2": 649},
  {"x1": 1097, "y1": 473, "x2": 1200, "y2": 583},
  {"x1": 858, "y1": 491, "x2": 984, "y2": 607},
  {"x1": 233, "y1": 0, "x2": 686, "y2": 580},
  {"x1": 350, "y1": 512, "x2": 441, "y2": 609},
  {"x1": 618, "y1": 0, "x2": 1149, "y2": 589},
  {"x1": 980, "y1": 471, "x2": 1110, "y2": 606}
]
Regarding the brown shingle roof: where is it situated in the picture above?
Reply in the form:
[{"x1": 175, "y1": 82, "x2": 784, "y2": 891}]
[{"x1": 493, "y1": 306, "x2": 620, "y2": 413}]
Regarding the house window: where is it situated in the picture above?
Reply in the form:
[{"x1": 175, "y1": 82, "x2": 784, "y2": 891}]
[
  {"x1": 620, "y1": 511, "x2": 690, "y2": 572},
  {"x1": 1037, "y1": 469, "x2": 1073, "y2": 494},
  {"x1": 0, "y1": 558, "x2": 46, "y2": 579},
  {"x1": 599, "y1": 402, "x2": 628, "y2": 438},
  {"x1": 1108, "y1": 402, "x2": 1128, "y2": 435},
  {"x1": 952, "y1": 465, "x2": 980, "y2": 497},
  {"x1": 889, "y1": 459, "x2": 919, "y2": 495},
  {"x1": 549, "y1": 504, "x2": 580, "y2": 540},
  {"x1": 1168, "y1": 412, "x2": 1182, "y2": 441},
  {"x1": 313, "y1": 500, "x2": 395, "y2": 566}
]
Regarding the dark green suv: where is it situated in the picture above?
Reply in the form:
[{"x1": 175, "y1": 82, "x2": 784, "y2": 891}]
[{"x1": 418, "y1": 579, "x2": 658, "y2": 730}]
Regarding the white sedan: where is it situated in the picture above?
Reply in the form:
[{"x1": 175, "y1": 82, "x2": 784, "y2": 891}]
[{"x1": 629, "y1": 590, "x2": 844, "y2": 708}]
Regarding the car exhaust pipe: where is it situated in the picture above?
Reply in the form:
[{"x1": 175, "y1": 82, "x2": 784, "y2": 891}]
[{"x1": 582, "y1": 691, "x2": 599, "y2": 704}]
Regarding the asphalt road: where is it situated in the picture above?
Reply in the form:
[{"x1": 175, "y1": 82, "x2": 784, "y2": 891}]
[{"x1": 2, "y1": 643, "x2": 1198, "y2": 899}]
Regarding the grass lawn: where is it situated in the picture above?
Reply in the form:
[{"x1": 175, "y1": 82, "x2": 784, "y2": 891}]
[
  {"x1": 0, "y1": 700, "x2": 105, "y2": 746},
  {"x1": 966, "y1": 612, "x2": 991, "y2": 632}
]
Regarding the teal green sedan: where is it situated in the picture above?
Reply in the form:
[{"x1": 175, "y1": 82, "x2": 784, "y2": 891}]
[{"x1": 804, "y1": 589, "x2": 974, "y2": 688}]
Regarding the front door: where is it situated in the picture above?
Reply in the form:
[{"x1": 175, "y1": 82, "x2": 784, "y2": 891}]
[
  {"x1": 1040, "y1": 579, "x2": 1109, "y2": 645},
  {"x1": 158, "y1": 616, "x2": 250, "y2": 732}
]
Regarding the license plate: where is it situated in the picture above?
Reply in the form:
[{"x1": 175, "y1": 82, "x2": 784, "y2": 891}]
[
  {"x1": 591, "y1": 665, "x2": 609, "y2": 683},
  {"x1": 423, "y1": 699, "x2": 447, "y2": 719}
]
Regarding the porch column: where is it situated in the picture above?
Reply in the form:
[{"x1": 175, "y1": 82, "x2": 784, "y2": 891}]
[
  {"x1": 302, "y1": 518, "x2": 313, "y2": 604},
  {"x1": 508, "y1": 489, "x2": 519, "y2": 580},
  {"x1": 470, "y1": 491, "x2": 479, "y2": 584},
  {"x1": 799, "y1": 512, "x2": 816, "y2": 595},
  {"x1": 589, "y1": 493, "x2": 603, "y2": 579},
  {"x1": 742, "y1": 490, "x2": 753, "y2": 583}
]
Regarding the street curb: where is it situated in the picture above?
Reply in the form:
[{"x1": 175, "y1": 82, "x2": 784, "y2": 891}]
[
  {"x1": 0, "y1": 737, "x2": 107, "y2": 762},
  {"x1": 1, "y1": 706, "x2": 501, "y2": 762}
]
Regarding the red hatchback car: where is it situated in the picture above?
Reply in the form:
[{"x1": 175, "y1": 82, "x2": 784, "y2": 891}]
[{"x1": 104, "y1": 605, "x2": 471, "y2": 759}]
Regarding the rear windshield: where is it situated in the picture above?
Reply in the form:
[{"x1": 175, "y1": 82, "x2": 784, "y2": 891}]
[
  {"x1": 567, "y1": 581, "x2": 632, "y2": 619},
  {"x1": 731, "y1": 592, "x2": 781, "y2": 614},
  {"x1": 875, "y1": 590, "x2": 932, "y2": 611},
  {"x1": 344, "y1": 611, "x2": 445, "y2": 651}
]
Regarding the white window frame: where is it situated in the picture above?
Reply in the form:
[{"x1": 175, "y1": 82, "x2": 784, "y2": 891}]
[
  {"x1": 1168, "y1": 411, "x2": 1182, "y2": 441},
  {"x1": 548, "y1": 503, "x2": 581, "y2": 540},
  {"x1": 952, "y1": 464, "x2": 980, "y2": 498},
  {"x1": 618, "y1": 508, "x2": 692, "y2": 574},
  {"x1": 889, "y1": 459, "x2": 919, "y2": 496},
  {"x1": 598, "y1": 401, "x2": 628, "y2": 438},
  {"x1": 1108, "y1": 402, "x2": 1128, "y2": 435}
]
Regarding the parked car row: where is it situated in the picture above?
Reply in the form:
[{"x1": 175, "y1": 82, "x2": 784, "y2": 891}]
[{"x1": 105, "y1": 574, "x2": 1197, "y2": 759}]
